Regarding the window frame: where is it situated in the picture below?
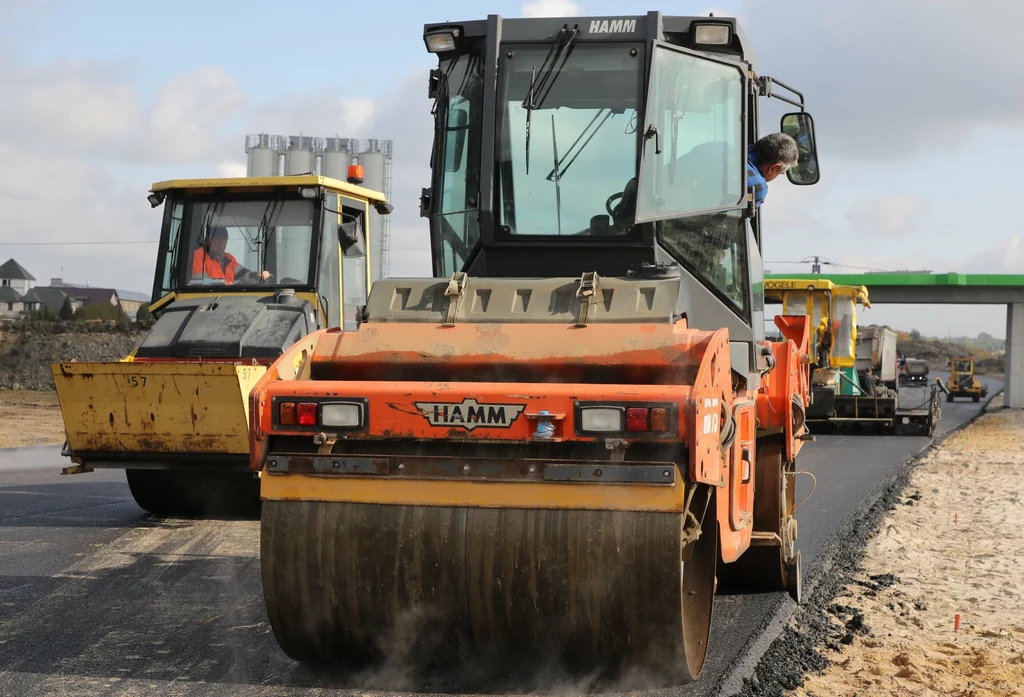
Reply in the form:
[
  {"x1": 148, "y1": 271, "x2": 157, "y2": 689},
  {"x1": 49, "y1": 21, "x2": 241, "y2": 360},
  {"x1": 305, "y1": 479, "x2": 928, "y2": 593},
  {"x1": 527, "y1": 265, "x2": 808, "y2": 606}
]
[
  {"x1": 491, "y1": 41, "x2": 647, "y2": 242},
  {"x1": 635, "y1": 41, "x2": 748, "y2": 225},
  {"x1": 172, "y1": 191, "x2": 322, "y2": 294}
]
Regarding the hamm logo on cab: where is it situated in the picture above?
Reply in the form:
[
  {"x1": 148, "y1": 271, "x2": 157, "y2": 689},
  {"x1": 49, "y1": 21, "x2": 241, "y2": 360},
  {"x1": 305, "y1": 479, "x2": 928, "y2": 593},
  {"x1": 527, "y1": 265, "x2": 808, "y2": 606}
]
[{"x1": 415, "y1": 398, "x2": 526, "y2": 431}]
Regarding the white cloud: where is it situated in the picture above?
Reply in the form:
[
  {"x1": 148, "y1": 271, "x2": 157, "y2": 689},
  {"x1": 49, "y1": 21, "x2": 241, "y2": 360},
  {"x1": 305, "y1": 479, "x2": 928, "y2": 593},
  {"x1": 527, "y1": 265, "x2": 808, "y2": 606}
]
[
  {"x1": 521, "y1": 0, "x2": 583, "y2": 18},
  {"x1": 740, "y1": 0, "x2": 1024, "y2": 159},
  {"x1": 964, "y1": 236, "x2": 1024, "y2": 274},
  {"x1": 214, "y1": 161, "x2": 248, "y2": 178},
  {"x1": 845, "y1": 195, "x2": 929, "y2": 237}
]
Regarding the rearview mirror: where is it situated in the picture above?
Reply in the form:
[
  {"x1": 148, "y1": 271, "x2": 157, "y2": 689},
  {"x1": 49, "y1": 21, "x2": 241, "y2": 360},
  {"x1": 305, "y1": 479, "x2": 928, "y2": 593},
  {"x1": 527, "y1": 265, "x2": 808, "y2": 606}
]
[
  {"x1": 445, "y1": 106, "x2": 469, "y2": 172},
  {"x1": 781, "y1": 112, "x2": 820, "y2": 185}
]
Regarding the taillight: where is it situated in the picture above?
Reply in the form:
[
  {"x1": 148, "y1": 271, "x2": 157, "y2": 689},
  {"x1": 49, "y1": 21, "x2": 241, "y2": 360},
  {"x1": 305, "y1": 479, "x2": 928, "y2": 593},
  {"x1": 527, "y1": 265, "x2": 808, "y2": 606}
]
[
  {"x1": 626, "y1": 407, "x2": 649, "y2": 432},
  {"x1": 279, "y1": 402, "x2": 296, "y2": 425},
  {"x1": 297, "y1": 402, "x2": 317, "y2": 426},
  {"x1": 578, "y1": 403, "x2": 674, "y2": 436},
  {"x1": 650, "y1": 408, "x2": 669, "y2": 432}
]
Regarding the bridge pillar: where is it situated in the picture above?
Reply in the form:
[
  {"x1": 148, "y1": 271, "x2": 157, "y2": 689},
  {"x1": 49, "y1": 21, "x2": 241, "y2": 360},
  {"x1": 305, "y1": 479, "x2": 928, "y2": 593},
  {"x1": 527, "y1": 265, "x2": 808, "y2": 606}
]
[{"x1": 1006, "y1": 303, "x2": 1024, "y2": 408}]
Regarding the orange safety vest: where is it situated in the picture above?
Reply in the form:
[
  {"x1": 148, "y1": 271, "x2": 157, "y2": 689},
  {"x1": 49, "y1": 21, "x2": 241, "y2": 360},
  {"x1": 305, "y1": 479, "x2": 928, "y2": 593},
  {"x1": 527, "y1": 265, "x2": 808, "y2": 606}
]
[{"x1": 192, "y1": 248, "x2": 241, "y2": 284}]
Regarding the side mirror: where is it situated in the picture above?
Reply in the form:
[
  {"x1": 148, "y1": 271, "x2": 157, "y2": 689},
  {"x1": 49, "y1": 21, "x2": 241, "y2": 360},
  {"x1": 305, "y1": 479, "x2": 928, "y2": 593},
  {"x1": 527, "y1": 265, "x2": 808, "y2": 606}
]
[
  {"x1": 780, "y1": 112, "x2": 820, "y2": 185},
  {"x1": 445, "y1": 106, "x2": 469, "y2": 172},
  {"x1": 338, "y1": 220, "x2": 366, "y2": 258}
]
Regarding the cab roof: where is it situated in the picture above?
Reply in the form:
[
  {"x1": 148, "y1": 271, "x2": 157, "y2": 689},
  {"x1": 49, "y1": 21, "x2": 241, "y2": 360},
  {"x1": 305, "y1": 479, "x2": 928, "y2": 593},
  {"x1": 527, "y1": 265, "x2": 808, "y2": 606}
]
[
  {"x1": 149, "y1": 175, "x2": 387, "y2": 203},
  {"x1": 765, "y1": 278, "x2": 871, "y2": 306}
]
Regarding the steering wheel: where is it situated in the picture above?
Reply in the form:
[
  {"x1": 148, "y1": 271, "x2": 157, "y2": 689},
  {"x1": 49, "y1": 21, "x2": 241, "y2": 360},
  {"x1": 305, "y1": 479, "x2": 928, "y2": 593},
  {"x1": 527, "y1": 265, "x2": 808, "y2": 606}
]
[{"x1": 606, "y1": 191, "x2": 624, "y2": 218}]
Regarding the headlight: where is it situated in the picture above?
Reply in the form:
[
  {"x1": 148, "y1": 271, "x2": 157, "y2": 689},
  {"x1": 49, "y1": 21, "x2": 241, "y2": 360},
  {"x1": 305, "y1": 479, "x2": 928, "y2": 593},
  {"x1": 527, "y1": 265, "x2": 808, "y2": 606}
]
[
  {"x1": 694, "y1": 23, "x2": 732, "y2": 45},
  {"x1": 320, "y1": 402, "x2": 363, "y2": 428},
  {"x1": 424, "y1": 28, "x2": 459, "y2": 53},
  {"x1": 579, "y1": 407, "x2": 624, "y2": 433}
]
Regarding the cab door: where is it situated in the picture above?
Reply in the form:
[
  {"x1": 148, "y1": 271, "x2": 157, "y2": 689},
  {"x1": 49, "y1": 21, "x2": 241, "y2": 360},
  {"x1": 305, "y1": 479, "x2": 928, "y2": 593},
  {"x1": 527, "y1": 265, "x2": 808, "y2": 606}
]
[{"x1": 339, "y1": 195, "x2": 372, "y2": 330}]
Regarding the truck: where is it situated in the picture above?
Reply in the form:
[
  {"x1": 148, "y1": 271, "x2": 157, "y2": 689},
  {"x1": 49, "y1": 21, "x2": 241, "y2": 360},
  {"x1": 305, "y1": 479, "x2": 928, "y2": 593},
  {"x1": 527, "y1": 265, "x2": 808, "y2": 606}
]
[
  {"x1": 946, "y1": 356, "x2": 988, "y2": 402},
  {"x1": 51, "y1": 174, "x2": 390, "y2": 516},
  {"x1": 249, "y1": 13, "x2": 821, "y2": 686},
  {"x1": 766, "y1": 280, "x2": 942, "y2": 435}
]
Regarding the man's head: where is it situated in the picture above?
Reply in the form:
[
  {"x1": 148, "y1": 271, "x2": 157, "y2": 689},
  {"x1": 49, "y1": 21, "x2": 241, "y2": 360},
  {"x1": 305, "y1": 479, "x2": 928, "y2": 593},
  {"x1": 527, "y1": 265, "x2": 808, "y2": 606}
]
[
  {"x1": 751, "y1": 133, "x2": 799, "y2": 183},
  {"x1": 207, "y1": 227, "x2": 229, "y2": 255},
  {"x1": 866, "y1": 367, "x2": 873, "y2": 375}
]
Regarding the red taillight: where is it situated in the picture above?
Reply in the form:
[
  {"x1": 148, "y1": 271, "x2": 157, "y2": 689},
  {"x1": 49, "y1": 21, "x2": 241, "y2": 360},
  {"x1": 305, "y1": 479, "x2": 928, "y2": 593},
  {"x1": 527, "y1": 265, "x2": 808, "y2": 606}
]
[
  {"x1": 626, "y1": 407, "x2": 649, "y2": 432},
  {"x1": 279, "y1": 401, "x2": 296, "y2": 425},
  {"x1": 297, "y1": 402, "x2": 317, "y2": 426}
]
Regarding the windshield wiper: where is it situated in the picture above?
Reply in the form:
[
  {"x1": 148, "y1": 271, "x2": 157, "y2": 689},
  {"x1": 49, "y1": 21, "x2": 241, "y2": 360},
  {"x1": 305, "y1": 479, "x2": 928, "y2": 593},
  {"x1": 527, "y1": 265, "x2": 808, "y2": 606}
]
[
  {"x1": 550, "y1": 114, "x2": 562, "y2": 235},
  {"x1": 521, "y1": 23, "x2": 579, "y2": 174}
]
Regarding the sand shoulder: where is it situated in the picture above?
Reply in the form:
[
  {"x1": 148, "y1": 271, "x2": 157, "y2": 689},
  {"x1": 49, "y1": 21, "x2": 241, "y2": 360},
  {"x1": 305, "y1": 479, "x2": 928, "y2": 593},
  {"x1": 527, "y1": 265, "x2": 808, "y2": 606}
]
[
  {"x1": 790, "y1": 394, "x2": 1024, "y2": 696},
  {"x1": 0, "y1": 389, "x2": 65, "y2": 449}
]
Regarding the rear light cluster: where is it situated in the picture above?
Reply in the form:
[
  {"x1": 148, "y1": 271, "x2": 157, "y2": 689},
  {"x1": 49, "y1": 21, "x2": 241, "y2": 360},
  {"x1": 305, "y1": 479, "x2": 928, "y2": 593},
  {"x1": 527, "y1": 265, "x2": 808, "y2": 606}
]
[
  {"x1": 579, "y1": 406, "x2": 672, "y2": 434},
  {"x1": 278, "y1": 401, "x2": 363, "y2": 428}
]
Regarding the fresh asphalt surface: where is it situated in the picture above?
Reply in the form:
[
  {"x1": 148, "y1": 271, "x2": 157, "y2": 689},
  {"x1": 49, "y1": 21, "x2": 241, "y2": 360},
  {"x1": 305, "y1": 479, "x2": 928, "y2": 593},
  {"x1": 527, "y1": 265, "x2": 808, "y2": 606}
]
[{"x1": 0, "y1": 375, "x2": 1001, "y2": 697}]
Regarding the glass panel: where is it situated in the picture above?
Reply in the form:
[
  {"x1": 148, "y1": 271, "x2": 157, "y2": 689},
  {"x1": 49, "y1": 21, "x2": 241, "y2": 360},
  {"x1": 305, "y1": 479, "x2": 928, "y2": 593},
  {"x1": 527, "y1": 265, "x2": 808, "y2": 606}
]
[
  {"x1": 185, "y1": 199, "x2": 316, "y2": 287},
  {"x1": 638, "y1": 46, "x2": 743, "y2": 221},
  {"x1": 341, "y1": 213, "x2": 368, "y2": 331},
  {"x1": 832, "y1": 296, "x2": 856, "y2": 362},
  {"x1": 497, "y1": 44, "x2": 641, "y2": 236},
  {"x1": 318, "y1": 193, "x2": 341, "y2": 327},
  {"x1": 159, "y1": 201, "x2": 184, "y2": 297},
  {"x1": 435, "y1": 54, "x2": 483, "y2": 277},
  {"x1": 656, "y1": 212, "x2": 748, "y2": 315}
]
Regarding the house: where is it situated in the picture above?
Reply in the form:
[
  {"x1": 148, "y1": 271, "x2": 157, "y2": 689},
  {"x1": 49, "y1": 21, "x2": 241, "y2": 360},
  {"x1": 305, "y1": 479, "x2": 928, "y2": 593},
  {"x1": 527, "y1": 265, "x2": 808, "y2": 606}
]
[
  {"x1": 0, "y1": 258, "x2": 35, "y2": 295},
  {"x1": 49, "y1": 278, "x2": 149, "y2": 318},
  {"x1": 0, "y1": 286, "x2": 24, "y2": 318},
  {"x1": 21, "y1": 287, "x2": 70, "y2": 315},
  {"x1": 116, "y1": 290, "x2": 151, "y2": 319},
  {"x1": 66, "y1": 287, "x2": 120, "y2": 310}
]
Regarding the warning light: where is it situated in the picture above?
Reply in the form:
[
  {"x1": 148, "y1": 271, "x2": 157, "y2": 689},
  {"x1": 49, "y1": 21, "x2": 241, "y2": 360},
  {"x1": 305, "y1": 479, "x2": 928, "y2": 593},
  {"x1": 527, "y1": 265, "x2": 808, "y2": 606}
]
[
  {"x1": 626, "y1": 407, "x2": 649, "y2": 432},
  {"x1": 297, "y1": 402, "x2": 318, "y2": 426},
  {"x1": 347, "y1": 164, "x2": 365, "y2": 185}
]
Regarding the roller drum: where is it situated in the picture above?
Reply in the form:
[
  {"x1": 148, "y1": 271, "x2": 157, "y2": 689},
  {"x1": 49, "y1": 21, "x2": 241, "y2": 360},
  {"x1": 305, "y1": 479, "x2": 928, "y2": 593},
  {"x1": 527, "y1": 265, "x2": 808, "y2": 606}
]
[{"x1": 261, "y1": 500, "x2": 716, "y2": 684}]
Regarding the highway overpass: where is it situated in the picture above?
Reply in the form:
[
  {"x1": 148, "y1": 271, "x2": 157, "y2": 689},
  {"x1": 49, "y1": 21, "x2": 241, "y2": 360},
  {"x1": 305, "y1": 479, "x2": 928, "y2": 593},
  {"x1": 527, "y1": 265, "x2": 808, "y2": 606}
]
[{"x1": 764, "y1": 272, "x2": 1024, "y2": 407}]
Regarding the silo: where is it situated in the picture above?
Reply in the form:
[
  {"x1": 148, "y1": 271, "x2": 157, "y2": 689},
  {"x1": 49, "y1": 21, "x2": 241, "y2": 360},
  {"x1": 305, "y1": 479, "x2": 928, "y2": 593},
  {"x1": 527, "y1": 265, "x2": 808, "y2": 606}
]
[
  {"x1": 320, "y1": 137, "x2": 351, "y2": 181},
  {"x1": 246, "y1": 134, "x2": 277, "y2": 177},
  {"x1": 359, "y1": 148, "x2": 387, "y2": 279},
  {"x1": 285, "y1": 135, "x2": 314, "y2": 175}
]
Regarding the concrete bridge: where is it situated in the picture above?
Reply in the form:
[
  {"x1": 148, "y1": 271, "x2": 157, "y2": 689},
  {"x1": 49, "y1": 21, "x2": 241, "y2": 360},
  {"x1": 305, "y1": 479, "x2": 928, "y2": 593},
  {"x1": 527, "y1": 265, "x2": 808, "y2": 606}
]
[{"x1": 763, "y1": 272, "x2": 1024, "y2": 407}]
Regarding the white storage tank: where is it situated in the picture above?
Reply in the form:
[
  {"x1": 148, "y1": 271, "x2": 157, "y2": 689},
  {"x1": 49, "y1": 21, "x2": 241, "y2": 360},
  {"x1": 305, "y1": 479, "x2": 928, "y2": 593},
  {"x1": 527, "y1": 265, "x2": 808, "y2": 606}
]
[
  {"x1": 321, "y1": 137, "x2": 351, "y2": 181},
  {"x1": 285, "y1": 135, "x2": 314, "y2": 175},
  {"x1": 246, "y1": 134, "x2": 277, "y2": 177}
]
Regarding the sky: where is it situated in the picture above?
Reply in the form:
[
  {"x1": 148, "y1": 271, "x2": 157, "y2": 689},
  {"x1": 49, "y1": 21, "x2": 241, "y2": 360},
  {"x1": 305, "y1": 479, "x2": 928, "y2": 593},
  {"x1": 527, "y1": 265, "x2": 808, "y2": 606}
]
[{"x1": 0, "y1": 0, "x2": 1020, "y2": 337}]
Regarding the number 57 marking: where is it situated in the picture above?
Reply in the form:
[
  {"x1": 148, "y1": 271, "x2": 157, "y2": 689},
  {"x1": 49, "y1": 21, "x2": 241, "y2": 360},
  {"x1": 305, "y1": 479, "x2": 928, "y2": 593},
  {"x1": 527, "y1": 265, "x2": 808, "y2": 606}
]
[{"x1": 128, "y1": 376, "x2": 148, "y2": 387}]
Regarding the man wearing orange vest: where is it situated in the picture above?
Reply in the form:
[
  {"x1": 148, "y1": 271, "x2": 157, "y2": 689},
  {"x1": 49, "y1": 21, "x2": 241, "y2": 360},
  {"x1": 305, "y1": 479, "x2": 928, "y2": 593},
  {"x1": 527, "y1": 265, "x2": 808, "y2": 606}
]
[{"x1": 191, "y1": 227, "x2": 271, "y2": 284}]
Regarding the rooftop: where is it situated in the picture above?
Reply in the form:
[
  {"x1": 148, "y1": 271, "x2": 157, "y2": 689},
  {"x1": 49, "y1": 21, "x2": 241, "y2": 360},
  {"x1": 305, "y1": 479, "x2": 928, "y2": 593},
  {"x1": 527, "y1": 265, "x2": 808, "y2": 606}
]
[{"x1": 0, "y1": 258, "x2": 35, "y2": 281}]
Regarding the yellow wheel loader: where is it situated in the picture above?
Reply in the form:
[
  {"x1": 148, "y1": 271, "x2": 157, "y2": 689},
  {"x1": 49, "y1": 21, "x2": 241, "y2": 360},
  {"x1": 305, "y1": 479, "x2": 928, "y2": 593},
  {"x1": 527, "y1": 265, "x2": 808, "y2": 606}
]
[
  {"x1": 52, "y1": 174, "x2": 390, "y2": 516},
  {"x1": 946, "y1": 356, "x2": 987, "y2": 402}
]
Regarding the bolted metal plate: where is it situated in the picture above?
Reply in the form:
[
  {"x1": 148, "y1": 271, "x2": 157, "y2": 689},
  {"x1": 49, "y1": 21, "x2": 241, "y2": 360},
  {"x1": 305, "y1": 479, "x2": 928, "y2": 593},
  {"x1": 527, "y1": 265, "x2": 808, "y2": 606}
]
[
  {"x1": 311, "y1": 457, "x2": 388, "y2": 475},
  {"x1": 543, "y1": 464, "x2": 675, "y2": 484}
]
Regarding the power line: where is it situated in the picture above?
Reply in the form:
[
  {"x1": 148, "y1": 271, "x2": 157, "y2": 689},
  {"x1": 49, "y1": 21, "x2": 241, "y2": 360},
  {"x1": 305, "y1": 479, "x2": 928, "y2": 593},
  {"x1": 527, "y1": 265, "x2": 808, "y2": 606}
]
[{"x1": 0, "y1": 240, "x2": 158, "y2": 246}]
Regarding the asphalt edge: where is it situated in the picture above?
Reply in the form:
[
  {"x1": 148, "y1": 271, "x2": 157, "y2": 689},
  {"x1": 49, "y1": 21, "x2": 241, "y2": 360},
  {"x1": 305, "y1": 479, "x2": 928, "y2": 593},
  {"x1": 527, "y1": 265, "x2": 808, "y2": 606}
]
[{"x1": 713, "y1": 388, "x2": 1003, "y2": 697}]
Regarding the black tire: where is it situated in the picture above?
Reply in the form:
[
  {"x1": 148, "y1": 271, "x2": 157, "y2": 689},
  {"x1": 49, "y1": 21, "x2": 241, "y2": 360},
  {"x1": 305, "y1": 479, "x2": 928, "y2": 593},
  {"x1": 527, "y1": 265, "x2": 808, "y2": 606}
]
[
  {"x1": 716, "y1": 440, "x2": 798, "y2": 596},
  {"x1": 946, "y1": 393, "x2": 954, "y2": 403},
  {"x1": 126, "y1": 469, "x2": 260, "y2": 518},
  {"x1": 972, "y1": 394, "x2": 980, "y2": 403}
]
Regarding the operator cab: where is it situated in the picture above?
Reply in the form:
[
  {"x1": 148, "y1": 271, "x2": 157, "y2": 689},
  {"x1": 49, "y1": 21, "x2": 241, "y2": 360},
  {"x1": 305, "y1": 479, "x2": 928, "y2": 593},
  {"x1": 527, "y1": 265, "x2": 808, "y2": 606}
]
[
  {"x1": 147, "y1": 176, "x2": 390, "y2": 331},
  {"x1": 420, "y1": 13, "x2": 820, "y2": 362}
]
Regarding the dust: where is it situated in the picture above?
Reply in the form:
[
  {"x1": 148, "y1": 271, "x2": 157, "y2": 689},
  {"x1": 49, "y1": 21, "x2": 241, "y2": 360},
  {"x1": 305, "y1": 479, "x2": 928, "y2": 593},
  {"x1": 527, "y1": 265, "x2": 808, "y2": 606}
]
[{"x1": 789, "y1": 396, "x2": 1024, "y2": 696}]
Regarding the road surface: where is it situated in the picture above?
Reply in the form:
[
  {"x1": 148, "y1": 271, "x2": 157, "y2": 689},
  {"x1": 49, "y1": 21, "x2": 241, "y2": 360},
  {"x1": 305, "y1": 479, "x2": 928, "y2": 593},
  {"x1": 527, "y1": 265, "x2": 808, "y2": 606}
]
[{"x1": 0, "y1": 376, "x2": 1000, "y2": 697}]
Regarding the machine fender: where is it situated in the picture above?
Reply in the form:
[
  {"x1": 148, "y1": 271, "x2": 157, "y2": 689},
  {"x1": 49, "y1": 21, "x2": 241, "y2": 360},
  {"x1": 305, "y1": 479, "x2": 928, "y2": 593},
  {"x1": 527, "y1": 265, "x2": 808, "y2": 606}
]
[{"x1": 689, "y1": 328, "x2": 732, "y2": 487}]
